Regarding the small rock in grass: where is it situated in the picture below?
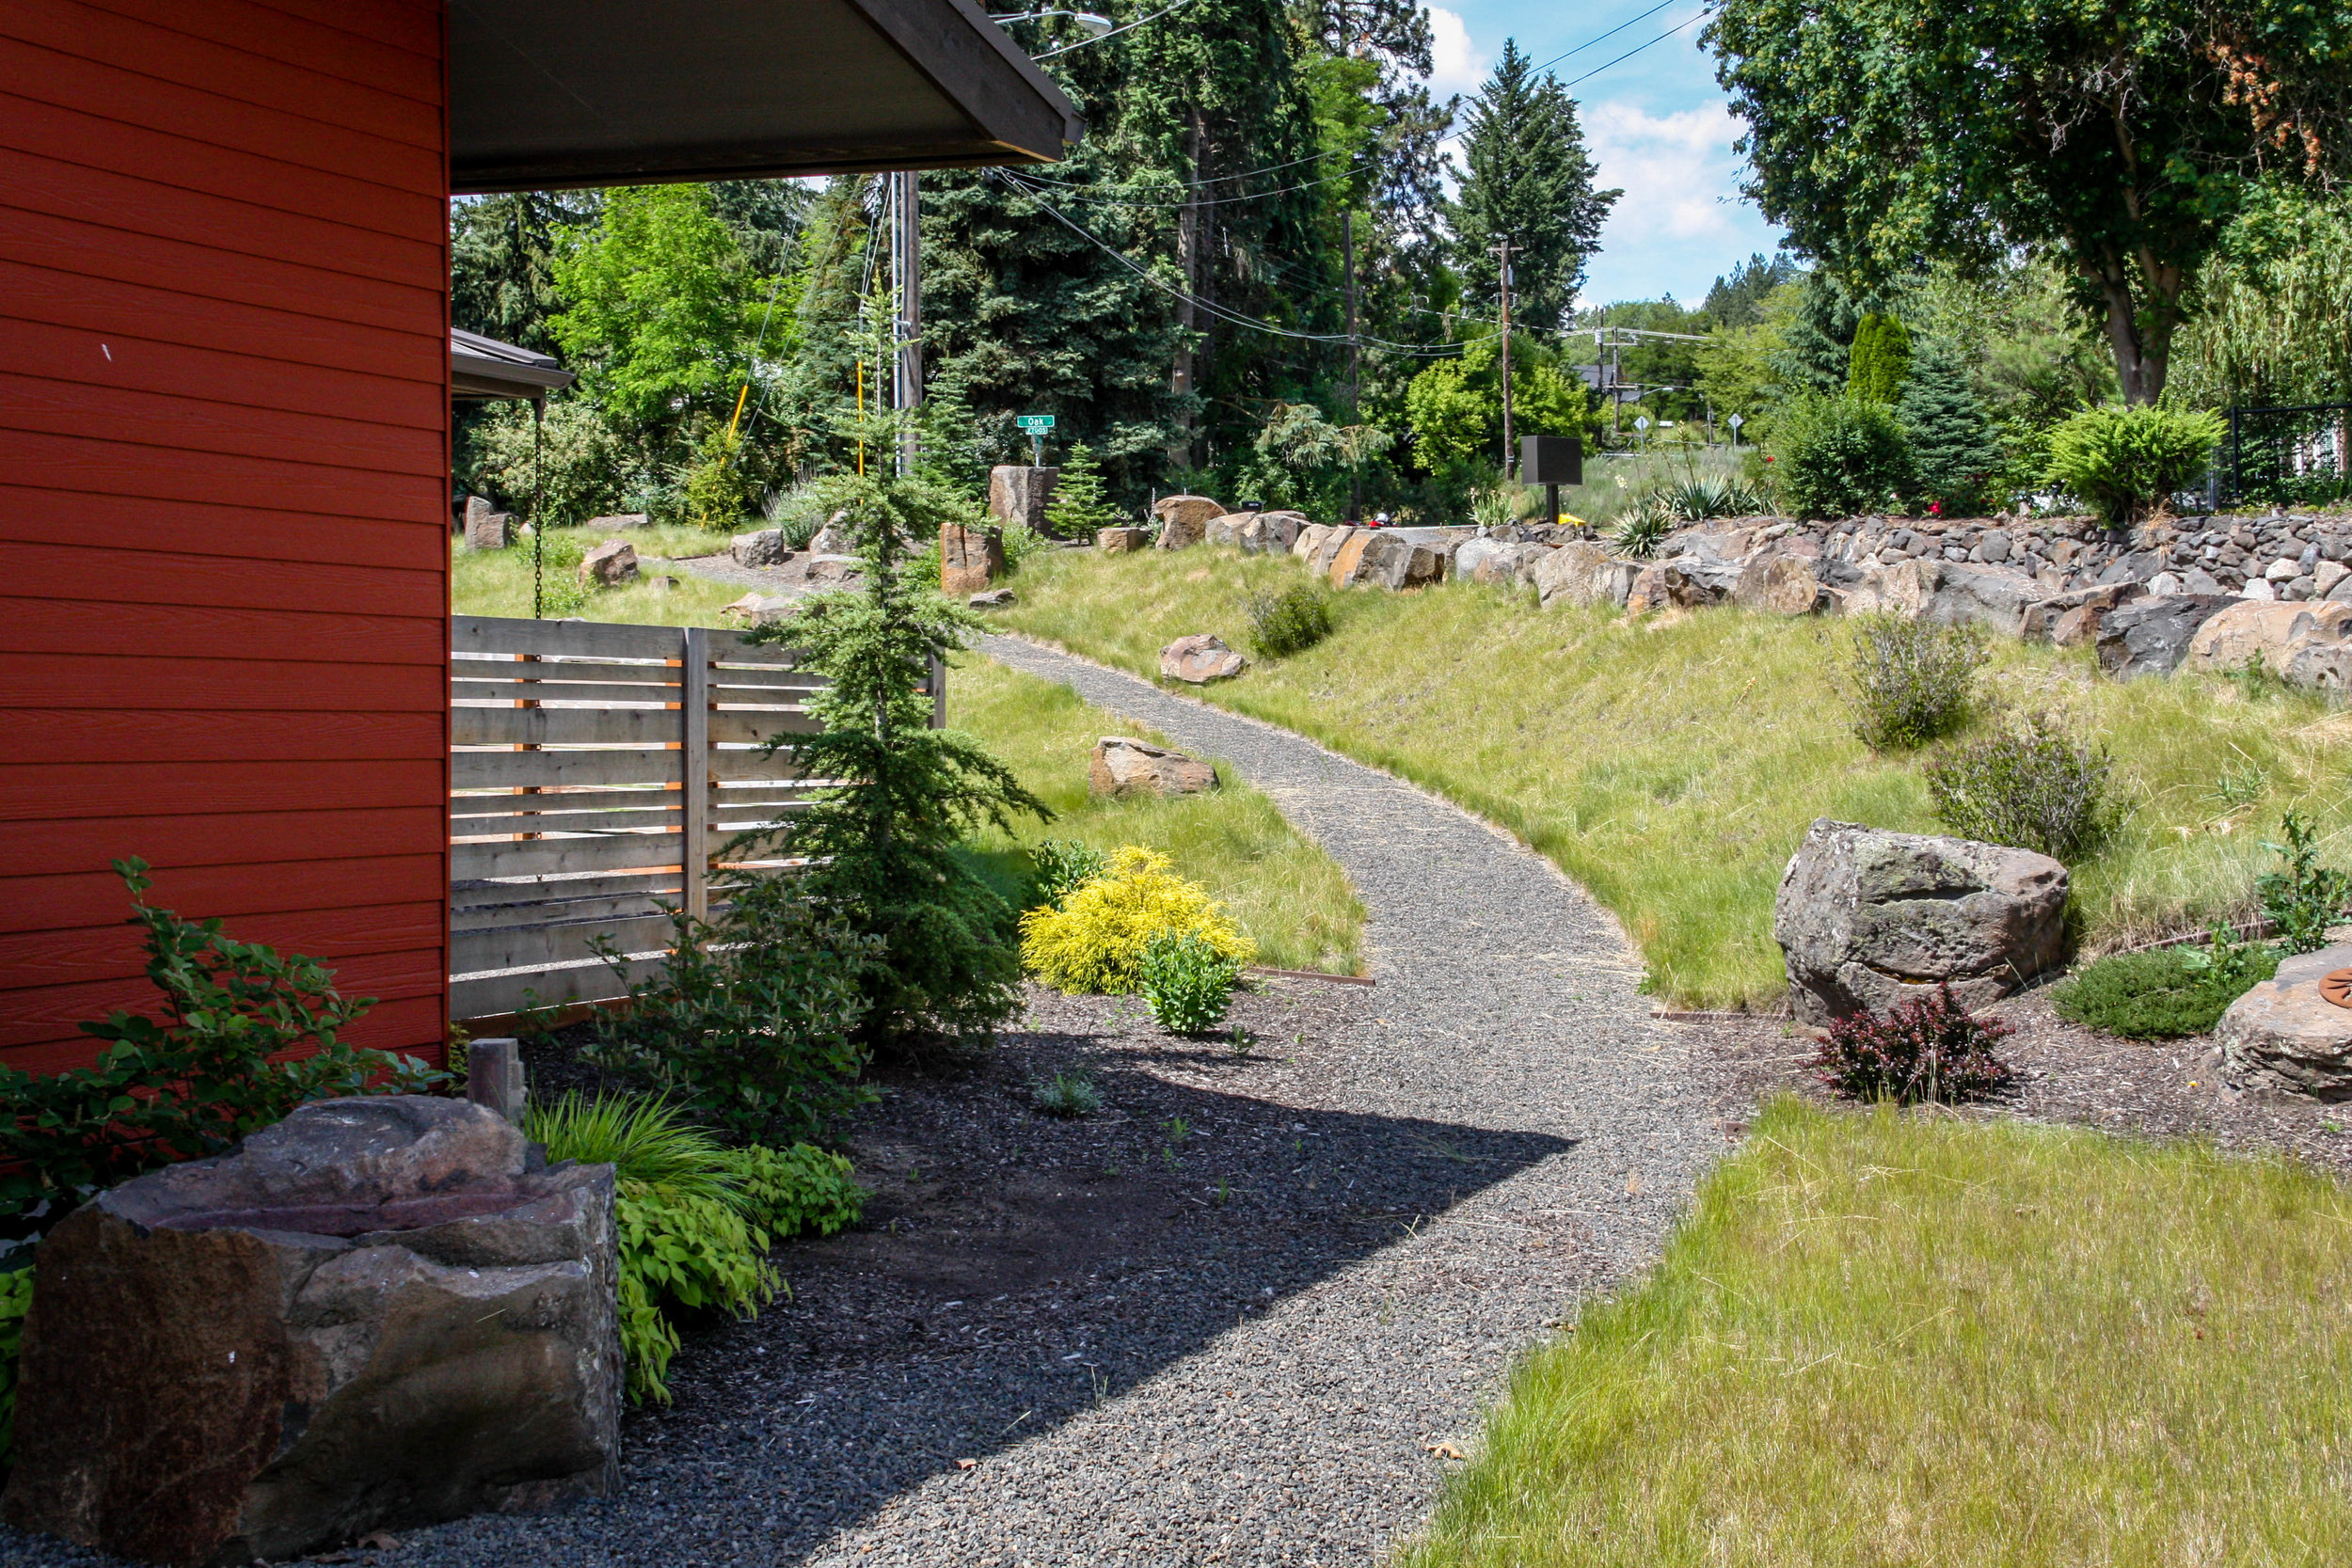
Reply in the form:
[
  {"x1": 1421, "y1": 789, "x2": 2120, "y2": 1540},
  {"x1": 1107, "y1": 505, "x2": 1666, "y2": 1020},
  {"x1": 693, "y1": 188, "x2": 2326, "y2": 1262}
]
[
  {"x1": 1090, "y1": 736, "x2": 1217, "y2": 796},
  {"x1": 1160, "y1": 634, "x2": 1246, "y2": 683},
  {"x1": 970, "y1": 588, "x2": 1017, "y2": 608},
  {"x1": 580, "y1": 539, "x2": 637, "y2": 585}
]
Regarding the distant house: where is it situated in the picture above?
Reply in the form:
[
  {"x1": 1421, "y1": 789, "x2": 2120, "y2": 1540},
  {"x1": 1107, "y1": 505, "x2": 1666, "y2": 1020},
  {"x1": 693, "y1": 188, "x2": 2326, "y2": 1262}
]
[{"x1": 0, "y1": 0, "x2": 1079, "y2": 1072}]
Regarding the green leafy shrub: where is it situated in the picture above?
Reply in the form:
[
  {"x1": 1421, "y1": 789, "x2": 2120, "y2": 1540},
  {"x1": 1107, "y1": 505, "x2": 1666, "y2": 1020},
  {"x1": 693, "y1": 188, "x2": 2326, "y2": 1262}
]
[
  {"x1": 1835, "y1": 616, "x2": 1990, "y2": 751},
  {"x1": 1845, "y1": 311, "x2": 1913, "y2": 404},
  {"x1": 466, "y1": 397, "x2": 626, "y2": 528},
  {"x1": 1924, "y1": 711, "x2": 2123, "y2": 859},
  {"x1": 524, "y1": 1093, "x2": 863, "y2": 1403},
  {"x1": 1245, "y1": 585, "x2": 1335, "y2": 659},
  {"x1": 1030, "y1": 839, "x2": 1109, "y2": 908},
  {"x1": 0, "y1": 859, "x2": 441, "y2": 1243},
  {"x1": 2257, "y1": 810, "x2": 2352, "y2": 954},
  {"x1": 1816, "y1": 984, "x2": 2014, "y2": 1104},
  {"x1": 1030, "y1": 1070, "x2": 1103, "y2": 1117},
  {"x1": 1001, "y1": 521, "x2": 1051, "y2": 569},
  {"x1": 2051, "y1": 927, "x2": 2280, "y2": 1038},
  {"x1": 1773, "y1": 393, "x2": 1914, "y2": 518},
  {"x1": 1020, "y1": 846, "x2": 1254, "y2": 993},
  {"x1": 583, "y1": 878, "x2": 881, "y2": 1145},
  {"x1": 0, "y1": 1262, "x2": 30, "y2": 1466},
  {"x1": 1137, "y1": 932, "x2": 1242, "y2": 1034},
  {"x1": 2042, "y1": 405, "x2": 2224, "y2": 527}
]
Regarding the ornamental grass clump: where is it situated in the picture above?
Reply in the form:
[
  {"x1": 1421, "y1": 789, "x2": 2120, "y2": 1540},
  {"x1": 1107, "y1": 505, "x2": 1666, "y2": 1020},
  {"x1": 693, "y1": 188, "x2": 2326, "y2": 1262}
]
[
  {"x1": 1925, "y1": 710, "x2": 2123, "y2": 860},
  {"x1": 1816, "y1": 985, "x2": 2014, "y2": 1105},
  {"x1": 1137, "y1": 931, "x2": 1243, "y2": 1034},
  {"x1": 1020, "y1": 845, "x2": 1254, "y2": 993}
]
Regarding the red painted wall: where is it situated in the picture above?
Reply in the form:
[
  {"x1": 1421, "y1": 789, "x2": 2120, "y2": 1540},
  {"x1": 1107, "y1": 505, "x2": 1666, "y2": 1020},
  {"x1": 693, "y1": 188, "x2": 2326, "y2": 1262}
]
[{"x1": 0, "y1": 0, "x2": 451, "y2": 1071}]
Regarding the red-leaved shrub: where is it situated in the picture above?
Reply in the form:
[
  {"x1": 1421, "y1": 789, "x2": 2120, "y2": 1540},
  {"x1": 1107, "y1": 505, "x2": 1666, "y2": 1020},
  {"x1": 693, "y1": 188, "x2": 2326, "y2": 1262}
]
[{"x1": 1816, "y1": 984, "x2": 2014, "y2": 1104}]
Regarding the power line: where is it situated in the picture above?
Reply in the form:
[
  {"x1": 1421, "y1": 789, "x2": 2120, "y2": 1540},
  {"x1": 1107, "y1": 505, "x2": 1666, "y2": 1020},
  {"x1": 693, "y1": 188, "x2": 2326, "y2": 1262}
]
[
  {"x1": 1031, "y1": 159, "x2": 1374, "y2": 208},
  {"x1": 1527, "y1": 0, "x2": 1677, "y2": 75},
  {"x1": 1559, "y1": 9, "x2": 1709, "y2": 89},
  {"x1": 1016, "y1": 147, "x2": 1351, "y2": 194},
  {"x1": 1028, "y1": 0, "x2": 1200, "y2": 58}
]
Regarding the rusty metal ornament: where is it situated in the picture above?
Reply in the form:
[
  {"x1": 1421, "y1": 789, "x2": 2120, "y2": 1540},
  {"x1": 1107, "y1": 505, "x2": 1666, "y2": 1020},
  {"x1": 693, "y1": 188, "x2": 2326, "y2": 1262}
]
[{"x1": 2323, "y1": 969, "x2": 2352, "y2": 1010}]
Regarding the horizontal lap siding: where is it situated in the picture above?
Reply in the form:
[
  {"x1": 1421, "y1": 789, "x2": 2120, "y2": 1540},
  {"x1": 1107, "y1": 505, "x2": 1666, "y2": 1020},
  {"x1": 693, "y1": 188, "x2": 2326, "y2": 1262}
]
[{"x1": 0, "y1": 0, "x2": 449, "y2": 1069}]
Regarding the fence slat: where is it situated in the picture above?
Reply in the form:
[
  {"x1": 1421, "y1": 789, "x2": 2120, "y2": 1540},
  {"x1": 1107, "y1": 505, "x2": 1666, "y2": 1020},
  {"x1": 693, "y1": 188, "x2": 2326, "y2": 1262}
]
[
  {"x1": 453, "y1": 750, "x2": 681, "y2": 791},
  {"x1": 452, "y1": 913, "x2": 679, "y2": 976},
  {"x1": 452, "y1": 887, "x2": 677, "y2": 930},
  {"x1": 451, "y1": 833, "x2": 681, "y2": 881},
  {"x1": 708, "y1": 710, "x2": 820, "y2": 744},
  {"x1": 451, "y1": 657, "x2": 686, "y2": 686},
  {"x1": 683, "y1": 626, "x2": 710, "y2": 922},
  {"x1": 453, "y1": 616, "x2": 681, "y2": 660},
  {"x1": 453, "y1": 707, "x2": 697, "y2": 748},
  {"x1": 451, "y1": 957, "x2": 666, "y2": 1021},
  {"x1": 453, "y1": 680, "x2": 685, "y2": 706}
]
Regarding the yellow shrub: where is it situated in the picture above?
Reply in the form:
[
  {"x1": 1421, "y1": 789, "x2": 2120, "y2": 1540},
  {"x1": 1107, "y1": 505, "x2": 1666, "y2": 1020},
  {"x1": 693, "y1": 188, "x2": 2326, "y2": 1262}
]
[{"x1": 1020, "y1": 846, "x2": 1254, "y2": 993}]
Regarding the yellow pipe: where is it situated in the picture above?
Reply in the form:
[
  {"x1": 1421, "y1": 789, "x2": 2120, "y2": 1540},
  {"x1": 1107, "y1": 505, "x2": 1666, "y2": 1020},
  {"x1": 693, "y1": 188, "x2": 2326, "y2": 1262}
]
[{"x1": 855, "y1": 361, "x2": 866, "y2": 476}]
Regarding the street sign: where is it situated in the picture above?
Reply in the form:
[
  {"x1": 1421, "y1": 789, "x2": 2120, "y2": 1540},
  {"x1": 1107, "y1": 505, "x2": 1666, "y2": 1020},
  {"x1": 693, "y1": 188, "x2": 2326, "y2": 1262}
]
[
  {"x1": 1726, "y1": 414, "x2": 1745, "y2": 428},
  {"x1": 1633, "y1": 416, "x2": 1651, "y2": 431},
  {"x1": 1016, "y1": 414, "x2": 1056, "y2": 433}
]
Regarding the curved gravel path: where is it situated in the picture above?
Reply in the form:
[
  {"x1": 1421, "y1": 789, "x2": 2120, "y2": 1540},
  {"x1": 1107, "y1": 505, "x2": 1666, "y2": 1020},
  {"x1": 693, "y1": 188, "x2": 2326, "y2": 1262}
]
[{"x1": 0, "y1": 637, "x2": 1724, "y2": 1568}]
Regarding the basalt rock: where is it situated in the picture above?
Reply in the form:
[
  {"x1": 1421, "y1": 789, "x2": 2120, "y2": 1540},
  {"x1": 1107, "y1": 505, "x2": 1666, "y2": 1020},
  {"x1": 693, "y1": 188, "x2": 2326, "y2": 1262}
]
[
  {"x1": 1152, "y1": 495, "x2": 1225, "y2": 550},
  {"x1": 940, "y1": 522, "x2": 1004, "y2": 597},
  {"x1": 1772, "y1": 818, "x2": 2070, "y2": 1025},
  {"x1": 2218, "y1": 942, "x2": 2352, "y2": 1099},
  {"x1": 1159, "y1": 633, "x2": 1246, "y2": 683},
  {"x1": 3, "y1": 1097, "x2": 620, "y2": 1568},
  {"x1": 1089, "y1": 736, "x2": 1217, "y2": 796},
  {"x1": 579, "y1": 539, "x2": 638, "y2": 586}
]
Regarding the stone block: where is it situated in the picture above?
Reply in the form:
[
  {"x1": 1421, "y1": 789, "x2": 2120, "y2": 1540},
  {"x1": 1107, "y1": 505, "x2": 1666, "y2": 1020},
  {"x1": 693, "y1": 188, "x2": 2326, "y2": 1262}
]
[
  {"x1": 988, "y1": 467, "x2": 1058, "y2": 533},
  {"x1": 1308, "y1": 525, "x2": 1359, "y2": 578},
  {"x1": 940, "y1": 522, "x2": 1005, "y2": 597},
  {"x1": 2095, "y1": 594, "x2": 2233, "y2": 678},
  {"x1": 1152, "y1": 495, "x2": 1225, "y2": 549},
  {"x1": 1773, "y1": 818, "x2": 2069, "y2": 1025},
  {"x1": 3, "y1": 1098, "x2": 619, "y2": 1567},
  {"x1": 462, "y1": 497, "x2": 511, "y2": 552},
  {"x1": 579, "y1": 539, "x2": 637, "y2": 585},
  {"x1": 1731, "y1": 551, "x2": 1823, "y2": 614},
  {"x1": 466, "y1": 1037, "x2": 525, "y2": 1122},
  {"x1": 2218, "y1": 942, "x2": 2352, "y2": 1098},
  {"x1": 970, "y1": 588, "x2": 1017, "y2": 609},
  {"x1": 581, "y1": 514, "x2": 650, "y2": 531},
  {"x1": 1293, "y1": 523, "x2": 1333, "y2": 561},
  {"x1": 1533, "y1": 541, "x2": 1637, "y2": 610},
  {"x1": 1097, "y1": 526, "x2": 1148, "y2": 554},
  {"x1": 1159, "y1": 634, "x2": 1245, "y2": 683},
  {"x1": 1090, "y1": 736, "x2": 1217, "y2": 796},
  {"x1": 2183, "y1": 600, "x2": 2352, "y2": 675},
  {"x1": 730, "y1": 528, "x2": 787, "y2": 569}
]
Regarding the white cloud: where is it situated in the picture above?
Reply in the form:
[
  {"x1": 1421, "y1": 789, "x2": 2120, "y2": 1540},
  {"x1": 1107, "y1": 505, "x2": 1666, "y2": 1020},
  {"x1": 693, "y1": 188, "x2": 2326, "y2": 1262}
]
[
  {"x1": 1427, "y1": 7, "x2": 1487, "y2": 98},
  {"x1": 1583, "y1": 101, "x2": 1748, "y2": 248}
]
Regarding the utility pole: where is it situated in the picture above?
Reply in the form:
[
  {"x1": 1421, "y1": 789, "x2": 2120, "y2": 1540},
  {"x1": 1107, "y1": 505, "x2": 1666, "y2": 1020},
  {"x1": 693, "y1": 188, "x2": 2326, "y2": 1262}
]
[
  {"x1": 1168, "y1": 107, "x2": 1204, "y2": 470},
  {"x1": 890, "y1": 170, "x2": 921, "y2": 476},
  {"x1": 1343, "y1": 208, "x2": 1360, "y2": 521},
  {"x1": 1495, "y1": 239, "x2": 1517, "y2": 481}
]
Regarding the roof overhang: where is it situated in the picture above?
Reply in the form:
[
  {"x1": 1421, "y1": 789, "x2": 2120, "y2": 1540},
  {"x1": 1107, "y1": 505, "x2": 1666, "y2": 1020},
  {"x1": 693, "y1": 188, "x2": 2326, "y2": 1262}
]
[
  {"x1": 452, "y1": 328, "x2": 576, "y2": 402},
  {"x1": 449, "y1": 0, "x2": 1085, "y2": 194}
]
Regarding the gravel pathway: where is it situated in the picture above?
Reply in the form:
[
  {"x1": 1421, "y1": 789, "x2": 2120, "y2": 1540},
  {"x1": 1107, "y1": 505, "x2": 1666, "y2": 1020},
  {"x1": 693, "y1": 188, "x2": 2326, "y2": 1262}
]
[{"x1": 0, "y1": 637, "x2": 1726, "y2": 1568}]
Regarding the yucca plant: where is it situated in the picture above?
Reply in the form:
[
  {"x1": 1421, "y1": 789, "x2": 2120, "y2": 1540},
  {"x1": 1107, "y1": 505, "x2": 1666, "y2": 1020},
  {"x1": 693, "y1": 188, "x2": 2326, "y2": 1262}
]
[{"x1": 1611, "y1": 492, "x2": 1677, "y2": 558}]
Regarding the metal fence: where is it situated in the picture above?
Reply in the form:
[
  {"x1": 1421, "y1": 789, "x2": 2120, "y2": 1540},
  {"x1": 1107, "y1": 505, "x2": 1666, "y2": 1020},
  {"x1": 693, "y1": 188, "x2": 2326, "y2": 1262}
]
[
  {"x1": 449, "y1": 615, "x2": 942, "y2": 1021},
  {"x1": 2221, "y1": 403, "x2": 2352, "y2": 509}
]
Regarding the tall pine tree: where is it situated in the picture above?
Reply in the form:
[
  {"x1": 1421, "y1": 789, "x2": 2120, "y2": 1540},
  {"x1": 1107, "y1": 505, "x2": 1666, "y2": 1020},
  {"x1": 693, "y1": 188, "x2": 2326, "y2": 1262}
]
[{"x1": 1445, "y1": 40, "x2": 1619, "y2": 333}]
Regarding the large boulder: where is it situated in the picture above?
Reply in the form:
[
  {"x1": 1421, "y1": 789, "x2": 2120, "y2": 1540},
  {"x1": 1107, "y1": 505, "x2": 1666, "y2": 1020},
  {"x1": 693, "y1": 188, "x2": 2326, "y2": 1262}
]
[
  {"x1": 1241, "y1": 511, "x2": 1307, "y2": 554},
  {"x1": 1090, "y1": 736, "x2": 1217, "y2": 796},
  {"x1": 2217, "y1": 942, "x2": 2352, "y2": 1098},
  {"x1": 1842, "y1": 557, "x2": 1940, "y2": 620},
  {"x1": 2095, "y1": 594, "x2": 2235, "y2": 679},
  {"x1": 1293, "y1": 522, "x2": 1335, "y2": 562},
  {"x1": 1533, "y1": 541, "x2": 1638, "y2": 610},
  {"x1": 1309, "y1": 525, "x2": 1359, "y2": 579},
  {"x1": 2182, "y1": 600, "x2": 2352, "y2": 676},
  {"x1": 1204, "y1": 511, "x2": 1251, "y2": 547},
  {"x1": 988, "y1": 465, "x2": 1058, "y2": 532},
  {"x1": 940, "y1": 522, "x2": 1004, "y2": 597},
  {"x1": 1160, "y1": 633, "x2": 1246, "y2": 683},
  {"x1": 1337, "y1": 530, "x2": 1445, "y2": 590},
  {"x1": 1152, "y1": 495, "x2": 1225, "y2": 549},
  {"x1": 1772, "y1": 818, "x2": 2071, "y2": 1025},
  {"x1": 461, "y1": 497, "x2": 511, "y2": 552},
  {"x1": 579, "y1": 539, "x2": 638, "y2": 586},
  {"x1": 2020, "y1": 583, "x2": 2138, "y2": 642},
  {"x1": 730, "y1": 528, "x2": 788, "y2": 569},
  {"x1": 3, "y1": 1098, "x2": 619, "y2": 1567},
  {"x1": 1732, "y1": 550, "x2": 1824, "y2": 615},
  {"x1": 1925, "y1": 562, "x2": 2044, "y2": 636},
  {"x1": 1457, "y1": 537, "x2": 1550, "y2": 588},
  {"x1": 2283, "y1": 639, "x2": 2352, "y2": 695}
]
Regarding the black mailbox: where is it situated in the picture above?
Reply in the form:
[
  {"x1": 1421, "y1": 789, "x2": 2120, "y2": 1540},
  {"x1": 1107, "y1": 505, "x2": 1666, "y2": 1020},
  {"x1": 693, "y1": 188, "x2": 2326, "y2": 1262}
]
[{"x1": 1519, "y1": 435, "x2": 1582, "y2": 485}]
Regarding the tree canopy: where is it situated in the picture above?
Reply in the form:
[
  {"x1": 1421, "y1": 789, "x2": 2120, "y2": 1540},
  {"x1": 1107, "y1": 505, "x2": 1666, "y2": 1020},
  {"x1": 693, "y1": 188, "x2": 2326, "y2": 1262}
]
[{"x1": 1708, "y1": 0, "x2": 2352, "y2": 402}]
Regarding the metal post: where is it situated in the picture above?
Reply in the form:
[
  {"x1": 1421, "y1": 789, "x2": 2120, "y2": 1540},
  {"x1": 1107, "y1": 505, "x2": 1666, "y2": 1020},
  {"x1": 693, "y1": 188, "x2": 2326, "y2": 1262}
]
[
  {"x1": 893, "y1": 169, "x2": 922, "y2": 477},
  {"x1": 929, "y1": 649, "x2": 946, "y2": 729},
  {"x1": 681, "y1": 626, "x2": 710, "y2": 921},
  {"x1": 1496, "y1": 239, "x2": 1515, "y2": 481}
]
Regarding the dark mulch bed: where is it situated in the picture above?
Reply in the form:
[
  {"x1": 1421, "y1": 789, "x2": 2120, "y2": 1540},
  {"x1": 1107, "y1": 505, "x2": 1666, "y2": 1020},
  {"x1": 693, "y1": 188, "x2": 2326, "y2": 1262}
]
[{"x1": 1690, "y1": 986, "x2": 2352, "y2": 1174}]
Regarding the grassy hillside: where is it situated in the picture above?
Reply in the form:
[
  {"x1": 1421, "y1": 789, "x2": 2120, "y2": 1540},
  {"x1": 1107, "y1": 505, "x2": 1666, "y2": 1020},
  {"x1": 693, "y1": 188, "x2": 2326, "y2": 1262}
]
[
  {"x1": 993, "y1": 546, "x2": 2352, "y2": 1009},
  {"x1": 1408, "y1": 1100, "x2": 2352, "y2": 1567}
]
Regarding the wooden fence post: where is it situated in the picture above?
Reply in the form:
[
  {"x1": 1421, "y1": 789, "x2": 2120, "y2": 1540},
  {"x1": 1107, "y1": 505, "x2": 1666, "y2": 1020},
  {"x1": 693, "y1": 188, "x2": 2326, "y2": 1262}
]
[
  {"x1": 682, "y1": 626, "x2": 710, "y2": 921},
  {"x1": 930, "y1": 649, "x2": 946, "y2": 729}
]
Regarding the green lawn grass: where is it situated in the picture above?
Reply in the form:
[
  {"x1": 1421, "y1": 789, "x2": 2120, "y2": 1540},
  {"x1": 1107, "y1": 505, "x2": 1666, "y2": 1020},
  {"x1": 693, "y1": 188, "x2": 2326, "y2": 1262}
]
[
  {"x1": 449, "y1": 542, "x2": 1364, "y2": 974},
  {"x1": 993, "y1": 546, "x2": 2352, "y2": 1009},
  {"x1": 1406, "y1": 1099, "x2": 2352, "y2": 1568}
]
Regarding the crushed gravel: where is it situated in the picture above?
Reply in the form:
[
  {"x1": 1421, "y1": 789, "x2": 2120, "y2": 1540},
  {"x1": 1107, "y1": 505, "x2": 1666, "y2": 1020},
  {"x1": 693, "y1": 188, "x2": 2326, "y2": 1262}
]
[{"x1": 0, "y1": 636, "x2": 1731, "y2": 1568}]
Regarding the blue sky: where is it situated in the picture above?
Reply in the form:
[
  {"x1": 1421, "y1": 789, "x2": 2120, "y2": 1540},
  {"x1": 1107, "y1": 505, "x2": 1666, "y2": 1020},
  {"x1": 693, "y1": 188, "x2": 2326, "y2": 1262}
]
[{"x1": 1423, "y1": 0, "x2": 1788, "y2": 309}]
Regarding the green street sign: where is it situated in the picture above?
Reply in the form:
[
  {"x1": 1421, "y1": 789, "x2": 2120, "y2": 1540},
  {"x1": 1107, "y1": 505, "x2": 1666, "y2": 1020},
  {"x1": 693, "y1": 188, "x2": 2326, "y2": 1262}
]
[{"x1": 1016, "y1": 414, "x2": 1057, "y2": 434}]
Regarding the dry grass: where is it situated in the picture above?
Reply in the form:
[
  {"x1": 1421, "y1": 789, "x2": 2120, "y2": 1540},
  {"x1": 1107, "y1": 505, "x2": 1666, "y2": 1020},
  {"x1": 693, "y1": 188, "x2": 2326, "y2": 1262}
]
[
  {"x1": 948, "y1": 653, "x2": 1363, "y2": 975},
  {"x1": 993, "y1": 547, "x2": 2352, "y2": 1009},
  {"x1": 1406, "y1": 1098, "x2": 2352, "y2": 1568},
  {"x1": 450, "y1": 527, "x2": 748, "y2": 627}
]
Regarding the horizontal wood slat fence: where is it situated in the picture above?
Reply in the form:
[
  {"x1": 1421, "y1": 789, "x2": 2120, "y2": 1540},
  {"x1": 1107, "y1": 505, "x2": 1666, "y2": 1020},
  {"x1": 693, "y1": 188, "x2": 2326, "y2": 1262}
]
[{"x1": 449, "y1": 616, "x2": 943, "y2": 1021}]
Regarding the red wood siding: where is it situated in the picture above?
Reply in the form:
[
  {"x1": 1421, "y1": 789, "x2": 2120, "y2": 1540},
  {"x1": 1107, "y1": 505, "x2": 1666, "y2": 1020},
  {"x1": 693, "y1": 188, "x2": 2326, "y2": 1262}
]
[{"x1": 0, "y1": 0, "x2": 450, "y2": 1068}]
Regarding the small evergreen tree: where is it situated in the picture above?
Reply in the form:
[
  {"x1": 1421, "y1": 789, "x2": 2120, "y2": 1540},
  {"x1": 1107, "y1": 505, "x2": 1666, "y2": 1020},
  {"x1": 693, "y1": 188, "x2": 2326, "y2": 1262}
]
[
  {"x1": 1846, "y1": 311, "x2": 1913, "y2": 404},
  {"x1": 1898, "y1": 335, "x2": 2001, "y2": 514},
  {"x1": 1041, "y1": 443, "x2": 1125, "y2": 537},
  {"x1": 748, "y1": 303, "x2": 1049, "y2": 1057}
]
